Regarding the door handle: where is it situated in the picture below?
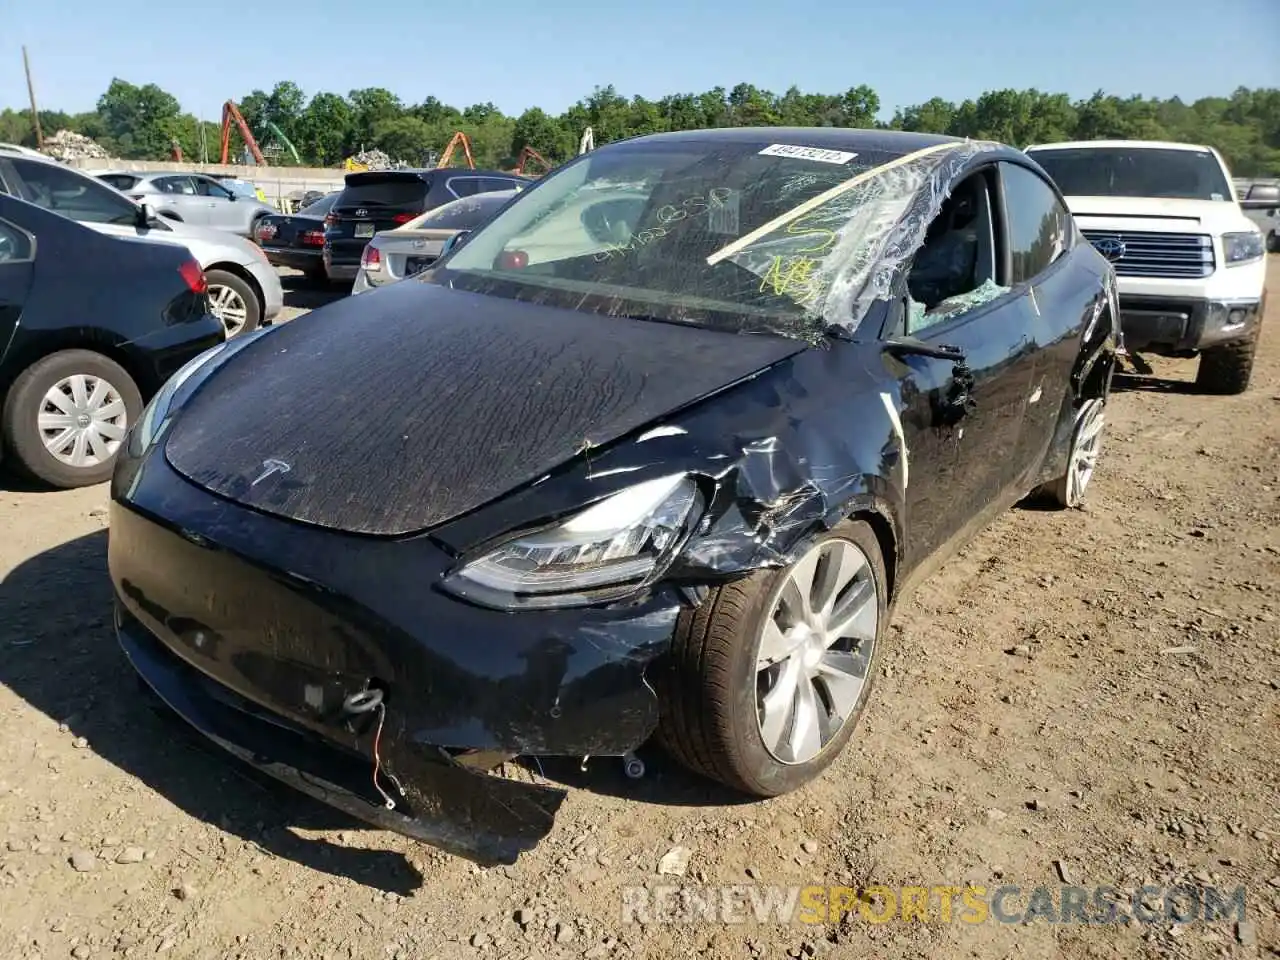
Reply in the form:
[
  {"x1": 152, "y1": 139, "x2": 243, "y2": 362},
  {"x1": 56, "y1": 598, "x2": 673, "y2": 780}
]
[
  {"x1": 932, "y1": 360, "x2": 976, "y2": 427},
  {"x1": 950, "y1": 361, "x2": 976, "y2": 406}
]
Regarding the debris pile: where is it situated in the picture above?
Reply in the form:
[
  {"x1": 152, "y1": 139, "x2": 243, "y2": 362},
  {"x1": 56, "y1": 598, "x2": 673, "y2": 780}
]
[
  {"x1": 40, "y1": 129, "x2": 110, "y2": 161},
  {"x1": 347, "y1": 148, "x2": 393, "y2": 170}
]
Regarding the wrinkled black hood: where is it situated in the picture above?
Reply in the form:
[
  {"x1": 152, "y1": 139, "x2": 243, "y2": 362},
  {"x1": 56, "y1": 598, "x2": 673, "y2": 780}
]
[{"x1": 163, "y1": 280, "x2": 806, "y2": 536}]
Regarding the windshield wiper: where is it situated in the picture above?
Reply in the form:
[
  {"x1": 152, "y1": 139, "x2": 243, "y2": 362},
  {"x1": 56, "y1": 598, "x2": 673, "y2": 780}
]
[{"x1": 883, "y1": 336, "x2": 965, "y2": 361}]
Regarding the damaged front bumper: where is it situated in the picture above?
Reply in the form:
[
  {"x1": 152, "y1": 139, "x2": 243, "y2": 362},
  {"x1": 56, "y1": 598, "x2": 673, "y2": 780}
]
[{"x1": 108, "y1": 457, "x2": 682, "y2": 864}]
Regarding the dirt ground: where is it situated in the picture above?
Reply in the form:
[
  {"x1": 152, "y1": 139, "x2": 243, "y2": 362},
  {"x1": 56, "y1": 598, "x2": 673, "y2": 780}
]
[{"x1": 1, "y1": 263, "x2": 1277, "y2": 960}]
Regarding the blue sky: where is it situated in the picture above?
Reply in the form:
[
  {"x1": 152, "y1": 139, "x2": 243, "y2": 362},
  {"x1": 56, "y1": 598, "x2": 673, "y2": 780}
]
[{"x1": 5, "y1": 0, "x2": 1278, "y2": 122}]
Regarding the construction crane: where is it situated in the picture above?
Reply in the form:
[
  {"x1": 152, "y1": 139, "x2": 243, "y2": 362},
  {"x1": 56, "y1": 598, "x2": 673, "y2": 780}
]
[
  {"x1": 219, "y1": 100, "x2": 265, "y2": 165},
  {"x1": 436, "y1": 131, "x2": 476, "y2": 169},
  {"x1": 511, "y1": 145, "x2": 551, "y2": 176},
  {"x1": 262, "y1": 121, "x2": 301, "y2": 165}
]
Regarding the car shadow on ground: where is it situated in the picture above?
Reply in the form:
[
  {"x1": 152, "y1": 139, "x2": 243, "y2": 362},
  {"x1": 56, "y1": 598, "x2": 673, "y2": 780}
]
[
  {"x1": 0, "y1": 529, "x2": 423, "y2": 895},
  {"x1": 1112, "y1": 372, "x2": 1197, "y2": 394},
  {"x1": 0, "y1": 468, "x2": 50, "y2": 493},
  {"x1": 279, "y1": 271, "x2": 349, "y2": 313}
]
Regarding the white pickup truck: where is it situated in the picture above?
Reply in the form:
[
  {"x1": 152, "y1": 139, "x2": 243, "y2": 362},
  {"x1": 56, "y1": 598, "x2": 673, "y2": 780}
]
[{"x1": 1025, "y1": 140, "x2": 1267, "y2": 394}]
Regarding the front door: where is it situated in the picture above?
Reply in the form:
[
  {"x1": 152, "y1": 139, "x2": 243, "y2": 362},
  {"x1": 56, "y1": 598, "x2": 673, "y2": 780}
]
[
  {"x1": 892, "y1": 292, "x2": 1037, "y2": 571},
  {"x1": 194, "y1": 176, "x2": 242, "y2": 231},
  {"x1": 152, "y1": 176, "x2": 209, "y2": 226},
  {"x1": 889, "y1": 166, "x2": 1038, "y2": 569}
]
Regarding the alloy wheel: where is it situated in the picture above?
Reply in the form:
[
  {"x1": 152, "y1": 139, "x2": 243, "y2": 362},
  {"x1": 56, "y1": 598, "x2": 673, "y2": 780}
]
[
  {"x1": 208, "y1": 283, "x2": 249, "y2": 337},
  {"x1": 1067, "y1": 398, "x2": 1106, "y2": 506},
  {"x1": 38, "y1": 374, "x2": 128, "y2": 469},
  {"x1": 754, "y1": 537, "x2": 879, "y2": 765}
]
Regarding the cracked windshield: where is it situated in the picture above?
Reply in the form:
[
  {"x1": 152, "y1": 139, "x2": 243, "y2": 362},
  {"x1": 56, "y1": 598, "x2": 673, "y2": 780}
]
[{"x1": 441, "y1": 141, "x2": 909, "y2": 337}]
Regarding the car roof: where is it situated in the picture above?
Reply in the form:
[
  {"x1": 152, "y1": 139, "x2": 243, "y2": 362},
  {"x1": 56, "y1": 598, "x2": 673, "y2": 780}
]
[
  {"x1": 617, "y1": 126, "x2": 971, "y2": 156},
  {"x1": 1026, "y1": 139, "x2": 1216, "y2": 153},
  {"x1": 344, "y1": 168, "x2": 531, "y2": 184},
  {"x1": 0, "y1": 142, "x2": 48, "y2": 158}
]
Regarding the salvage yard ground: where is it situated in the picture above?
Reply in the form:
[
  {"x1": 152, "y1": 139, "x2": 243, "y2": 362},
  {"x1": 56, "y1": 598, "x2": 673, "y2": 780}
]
[{"x1": 1, "y1": 262, "x2": 1277, "y2": 960}]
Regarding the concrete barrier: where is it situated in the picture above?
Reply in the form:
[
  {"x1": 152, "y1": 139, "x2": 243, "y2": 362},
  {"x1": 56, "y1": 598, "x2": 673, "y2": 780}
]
[{"x1": 66, "y1": 158, "x2": 346, "y2": 208}]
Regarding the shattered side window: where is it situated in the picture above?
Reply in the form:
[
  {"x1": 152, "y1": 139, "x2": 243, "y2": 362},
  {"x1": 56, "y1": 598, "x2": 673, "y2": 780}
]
[{"x1": 907, "y1": 279, "x2": 1011, "y2": 333}]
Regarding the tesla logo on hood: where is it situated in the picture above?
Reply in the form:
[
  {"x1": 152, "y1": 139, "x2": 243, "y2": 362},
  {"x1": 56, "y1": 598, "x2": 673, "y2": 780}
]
[{"x1": 251, "y1": 458, "x2": 291, "y2": 486}]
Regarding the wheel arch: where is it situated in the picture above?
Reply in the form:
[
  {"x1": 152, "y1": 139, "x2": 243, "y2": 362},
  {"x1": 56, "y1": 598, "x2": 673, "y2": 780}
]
[
  {"x1": 204, "y1": 261, "x2": 265, "y2": 322},
  {"x1": 0, "y1": 332, "x2": 155, "y2": 411},
  {"x1": 850, "y1": 505, "x2": 900, "y2": 604}
]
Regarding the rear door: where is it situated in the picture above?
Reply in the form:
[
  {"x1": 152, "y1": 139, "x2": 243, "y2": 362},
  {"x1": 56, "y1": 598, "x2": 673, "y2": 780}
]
[
  {"x1": 327, "y1": 173, "x2": 431, "y2": 265},
  {"x1": 152, "y1": 176, "x2": 210, "y2": 225},
  {"x1": 996, "y1": 161, "x2": 1091, "y2": 476},
  {"x1": 0, "y1": 216, "x2": 36, "y2": 365},
  {"x1": 193, "y1": 176, "x2": 244, "y2": 232},
  {"x1": 1, "y1": 157, "x2": 144, "y2": 238}
]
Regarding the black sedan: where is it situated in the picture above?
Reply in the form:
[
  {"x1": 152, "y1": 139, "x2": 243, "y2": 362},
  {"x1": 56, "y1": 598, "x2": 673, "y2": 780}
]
[
  {"x1": 0, "y1": 194, "x2": 224, "y2": 488},
  {"x1": 107, "y1": 128, "x2": 1119, "y2": 864},
  {"x1": 252, "y1": 191, "x2": 338, "y2": 280}
]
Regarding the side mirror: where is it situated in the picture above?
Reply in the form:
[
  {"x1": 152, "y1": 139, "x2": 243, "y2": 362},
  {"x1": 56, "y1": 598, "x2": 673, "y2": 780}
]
[
  {"x1": 441, "y1": 231, "x2": 471, "y2": 256},
  {"x1": 135, "y1": 202, "x2": 152, "y2": 228}
]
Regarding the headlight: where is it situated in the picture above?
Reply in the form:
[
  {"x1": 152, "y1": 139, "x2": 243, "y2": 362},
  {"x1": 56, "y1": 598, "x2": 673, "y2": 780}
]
[
  {"x1": 127, "y1": 329, "x2": 267, "y2": 457},
  {"x1": 442, "y1": 474, "x2": 702, "y2": 610},
  {"x1": 1222, "y1": 231, "x2": 1264, "y2": 266}
]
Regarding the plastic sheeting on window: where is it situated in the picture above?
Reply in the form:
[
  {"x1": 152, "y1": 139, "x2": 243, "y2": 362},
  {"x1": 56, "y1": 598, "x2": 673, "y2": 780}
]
[{"x1": 712, "y1": 139, "x2": 1005, "y2": 334}]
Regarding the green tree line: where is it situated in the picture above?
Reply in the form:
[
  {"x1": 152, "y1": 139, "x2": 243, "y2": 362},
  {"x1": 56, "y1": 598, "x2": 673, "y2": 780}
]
[{"x1": 3, "y1": 79, "x2": 1278, "y2": 176}]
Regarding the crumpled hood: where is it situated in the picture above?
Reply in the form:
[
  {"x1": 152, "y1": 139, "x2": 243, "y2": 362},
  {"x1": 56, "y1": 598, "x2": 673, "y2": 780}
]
[{"x1": 163, "y1": 280, "x2": 805, "y2": 536}]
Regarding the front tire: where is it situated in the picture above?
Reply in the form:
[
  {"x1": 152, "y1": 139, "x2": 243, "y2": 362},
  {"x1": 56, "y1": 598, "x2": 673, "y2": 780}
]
[
  {"x1": 1, "y1": 350, "x2": 142, "y2": 488},
  {"x1": 205, "y1": 269, "x2": 261, "y2": 339},
  {"x1": 657, "y1": 520, "x2": 887, "y2": 797},
  {"x1": 1195, "y1": 329, "x2": 1259, "y2": 395}
]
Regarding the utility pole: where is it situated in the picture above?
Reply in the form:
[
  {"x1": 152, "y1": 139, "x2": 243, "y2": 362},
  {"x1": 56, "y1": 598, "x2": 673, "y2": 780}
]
[{"x1": 22, "y1": 46, "x2": 43, "y2": 148}]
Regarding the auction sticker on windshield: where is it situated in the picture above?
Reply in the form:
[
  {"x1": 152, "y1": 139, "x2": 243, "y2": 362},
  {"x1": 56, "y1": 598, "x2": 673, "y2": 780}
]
[{"x1": 758, "y1": 144, "x2": 858, "y2": 164}]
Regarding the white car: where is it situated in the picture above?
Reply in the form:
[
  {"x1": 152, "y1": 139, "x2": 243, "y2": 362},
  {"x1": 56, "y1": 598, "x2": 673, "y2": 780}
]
[
  {"x1": 0, "y1": 148, "x2": 283, "y2": 337},
  {"x1": 1026, "y1": 139, "x2": 1267, "y2": 394},
  {"x1": 351, "y1": 190, "x2": 519, "y2": 294}
]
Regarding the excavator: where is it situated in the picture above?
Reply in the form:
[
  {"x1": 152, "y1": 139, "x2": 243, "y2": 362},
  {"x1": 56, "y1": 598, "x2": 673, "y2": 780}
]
[
  {"x1": 219, "y1": 100, "x2": 264, "y2": 165},
  {"x1": 511, "y1": 145, "x2": 551, "y2": 176},
  {"x1": 217, "y1": 100, "x2": 302, "y2": 166},
  {"x1": 436, "y1": 131, "x2": 476, "y2": 169}
]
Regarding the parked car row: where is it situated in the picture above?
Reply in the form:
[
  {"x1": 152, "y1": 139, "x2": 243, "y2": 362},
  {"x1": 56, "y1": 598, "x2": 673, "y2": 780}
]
[
  {"x1": 0, "y1": 147, "x2": 283, "y2": 339},
  {"x1": 0, "y1": 192, "x2": 224, "y2": 487},
  {"x1": 251, "y1": 167, "x2": 530, "y2": 289}
]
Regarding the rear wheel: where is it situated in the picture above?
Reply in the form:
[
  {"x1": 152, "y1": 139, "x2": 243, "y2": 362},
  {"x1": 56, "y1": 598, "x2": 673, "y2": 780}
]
[
  {"x1": 1037, "y1": 397, "x2": 1106, "y2": 509},
  {"x1": 205, "y1": 269, "x2": 261, "y2": 339},
  {"x1": 1195, "y1": 329, "x2": 1260, "y2": 395},
  {"x1": 657, "y1": 520, "x2": 886, "y2": 797},
  {"x1": 1, "y1": 350, "x2": 142, "y2": 488}
]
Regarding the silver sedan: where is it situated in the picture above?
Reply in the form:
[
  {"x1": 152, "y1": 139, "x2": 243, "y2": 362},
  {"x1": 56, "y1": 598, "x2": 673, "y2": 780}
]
[{"x1": 351, "y1": 190, "x2": 520, "y2": 294}]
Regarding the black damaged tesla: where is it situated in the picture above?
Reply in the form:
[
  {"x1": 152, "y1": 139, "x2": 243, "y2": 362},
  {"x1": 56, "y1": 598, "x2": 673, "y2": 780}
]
[{"x1": 108, "y1": 128, "x2": 1120, "y2": 865}]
